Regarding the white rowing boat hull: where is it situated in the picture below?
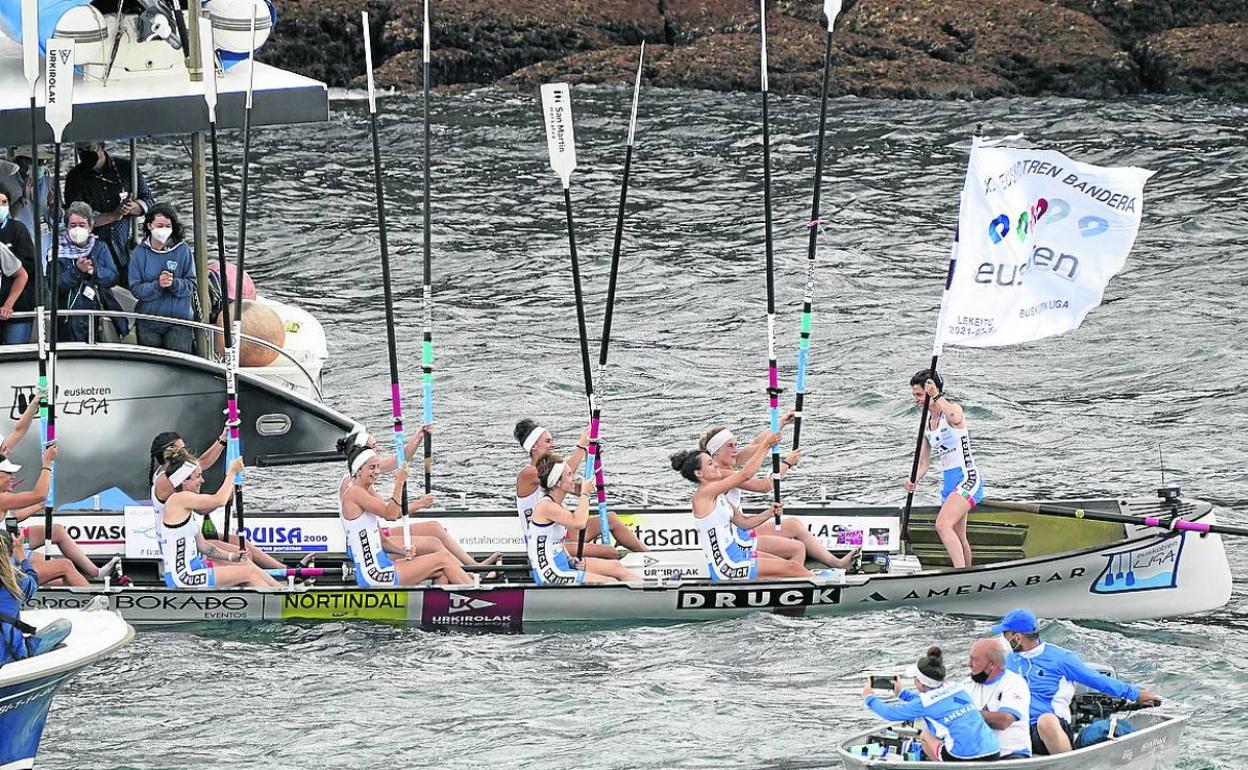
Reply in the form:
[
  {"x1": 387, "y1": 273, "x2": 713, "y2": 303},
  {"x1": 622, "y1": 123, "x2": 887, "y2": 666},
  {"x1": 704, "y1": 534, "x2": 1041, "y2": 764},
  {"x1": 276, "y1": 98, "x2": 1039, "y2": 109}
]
[{"x1": 25, "y1": 510, "x2": 1231, "y2": 629}]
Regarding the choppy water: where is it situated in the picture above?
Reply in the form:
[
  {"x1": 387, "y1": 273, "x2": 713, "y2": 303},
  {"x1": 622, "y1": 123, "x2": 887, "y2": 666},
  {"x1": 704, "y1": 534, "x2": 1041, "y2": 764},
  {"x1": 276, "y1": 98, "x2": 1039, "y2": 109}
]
[{"x1": 36, "y1": 89, "x2": 1248, "y2": 768}]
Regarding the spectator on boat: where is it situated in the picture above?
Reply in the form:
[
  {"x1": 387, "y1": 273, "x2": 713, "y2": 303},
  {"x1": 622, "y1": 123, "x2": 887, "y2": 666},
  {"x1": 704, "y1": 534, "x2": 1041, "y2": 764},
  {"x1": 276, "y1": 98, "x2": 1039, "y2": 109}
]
[
  {"x1": 335, "y1": 427, "x2": 499, "y2": 570},
  {"x1": 528, "y1": 452, "x2": 640, "y2": 585},
  {"x1": 129, "y1": 203, "x2": 195, "y2": 354},
  {"x1": 148, "y1": 429, "x2": 288, "y2": 571},
  {"x1": 2, "y1": 147, "x2": 54, "y2": 258},
  {"x1": 699, "y1": 418, "x2": 857, "y2": 571},
  {"x1": 0, "y1": 530, "x2": 72, "y2": 665},
  {"x1": 966, "y1": 638, "x2": 1032, "y2": 759},
  {"x1": 513, "y1": 419, "x2": 647, "y2": 555},
  {"x1": 902, "y1": 370, "x2": 983, "y2": 568},
  {"x1": 63, "y1": 142, "x2": 154, "y2": 271},
  {"x1": 671, "y1": 438, "x2": 821, "y2": 582},
  {"x1": 993, "y1": 609, "x2": 1162, "y2": 756},
  {"x1": 158, "y1": 447, "x2": 280, "y2": 588},
  {"x1": 56, "y1": 202, "x2": 128, "y2": 343},
  {"x1": 0, "y1": 189, "x2": 35, "y2": 344},
  {"x1": 338, "y1": 438, "x2": 473, "y2": 587},
  {"x1": 862, "y1": 646, "x2": 1000, "y2": 762}
]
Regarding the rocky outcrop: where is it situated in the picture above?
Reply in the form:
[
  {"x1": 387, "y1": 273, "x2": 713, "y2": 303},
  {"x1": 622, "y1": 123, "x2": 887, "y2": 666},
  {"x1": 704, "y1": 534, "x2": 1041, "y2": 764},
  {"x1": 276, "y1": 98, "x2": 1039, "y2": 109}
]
[{"x1": 265, "y1": 0, "x2": 1248, "y2": 100}]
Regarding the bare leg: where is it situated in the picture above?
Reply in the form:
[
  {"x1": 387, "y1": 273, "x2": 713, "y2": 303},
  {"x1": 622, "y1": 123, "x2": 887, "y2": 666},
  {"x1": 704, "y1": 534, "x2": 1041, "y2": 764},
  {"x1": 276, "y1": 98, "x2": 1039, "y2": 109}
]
[
  {"x1": 211, "y1": 563, "x2": 283, "y2": 588},
  {"x1": 581, "y1": 556, "x2": 640, "y2": 583},
  {"x1": 33, "y1": 557, "x2": 89, "y2": 587},
  {"x1": 395, "y1": 552, "x2": 472, "y2": 586},
  {"x1": 25, "y1": 525, "x2": 115, "y2": 579},
  {"x1": 1037, "y1": 714, "x2": 1072, "y2": 754},
  {"x1": 212, "y1": 536, "x2": 286, "y2": 571},
  {"x1": 406, "y1": 521, "x2": 499, "y2": 566},
  {"x1": 580, "y1": 511, "x2": 648, "y2": 553},
  {"x1": 754, "y1": 535, "x2": 806, "y2": 566},
  {"x1": 934, "y1": 495, "x2": 973, "y2": 569},
  {"x1": 756, "y1": 556, "x2": 815, "y2": 579},
  {"x1": 956, "y1": 510, "x2": 973, "y2": 567},
  {"x1": 755, "y1": 517, "x2": 858, "y2": 569},
  {"x1": 562, "y1": 539, "x2": 620, "y2": 560}
]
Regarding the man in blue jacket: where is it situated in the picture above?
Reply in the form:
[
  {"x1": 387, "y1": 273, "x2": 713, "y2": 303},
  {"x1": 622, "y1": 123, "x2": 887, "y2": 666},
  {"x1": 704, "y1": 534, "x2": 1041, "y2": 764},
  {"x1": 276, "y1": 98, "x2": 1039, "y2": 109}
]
[{"x1": 993, "y1": 609, "x2": 1161, "y2": 755}]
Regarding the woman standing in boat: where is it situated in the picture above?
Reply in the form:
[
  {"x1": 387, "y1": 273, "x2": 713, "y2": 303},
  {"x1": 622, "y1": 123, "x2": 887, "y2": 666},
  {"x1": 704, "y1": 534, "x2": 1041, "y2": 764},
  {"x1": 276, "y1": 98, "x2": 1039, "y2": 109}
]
[
  {"x1": 338, "y1": 441, "x2": 472, "y2": 587},
  {"x1": 158, "y1": 448, "x2": 280, "y2": 588},
  {"x1": 513, "y1": 419, "x2": 647, "y2": 555},
  {"x1": 700, "y1": 422, "x2": 857, "y2": 571},
  {"x1": 528, "y1": 452, "x2": 639, "y2": 585},
  {"x1": 903, "y1": 370, "x2": 983, "y2": 568},
  {"x1": 335, "y1": 427, "x2": 498, "y2": 570},
  {"x1": 671, "y1": 434, "x2": 819, "y2": 581}
]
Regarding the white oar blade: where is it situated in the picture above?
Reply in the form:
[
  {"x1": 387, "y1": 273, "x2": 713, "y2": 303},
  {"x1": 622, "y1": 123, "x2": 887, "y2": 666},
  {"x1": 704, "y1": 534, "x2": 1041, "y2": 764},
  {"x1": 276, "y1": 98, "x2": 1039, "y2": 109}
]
[
  {"x1": 362, "y1": 11, "x2": 377, "y2": 114},
  {"x1": 244, "y1": 6, "x2": 257, "y2": 108},
  {"x1": 21, "y1": 0, "x2": 38, "y2": 91},
  {"x1": 541, "y1": 83, "x2": 577, "y2": 188},
  {"x1": 44, "y1": 39, "x2": 75, "y2": 142},
  {"x1": 758, "y1": 0, "x2": 769, "y2": 93},
  {"x1": 627, "y1": 42, "x2": 644, "y2": 147},
  {"x1": 199, "y1": 18, "x2": 218, "y2": 121},
  {"x1": 423, "y1": 0, "x2": 430, "y2": 64},
  {"x1": 823, "y1": 0, "x2": 844, "y2": 32}
]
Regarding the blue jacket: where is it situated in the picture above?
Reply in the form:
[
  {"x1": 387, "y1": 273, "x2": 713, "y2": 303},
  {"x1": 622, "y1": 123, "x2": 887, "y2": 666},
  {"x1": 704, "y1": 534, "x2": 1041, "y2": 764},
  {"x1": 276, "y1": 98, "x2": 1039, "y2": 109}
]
[
  {"x1": 128, "y1": 239, "x2": 196, "y2": 327},
  {"x1": 1007, "y1": 642, "x2": 1140, "y2": 724},
  {"x1": 866, "y1": 684, "x2": 999, "y2": 759},
  {"x1": 0, "y1": 556, "x2": 38, "y2": 666},
  {"x1": 56, "y1": 235, "x2": 125, "y2": 342}
]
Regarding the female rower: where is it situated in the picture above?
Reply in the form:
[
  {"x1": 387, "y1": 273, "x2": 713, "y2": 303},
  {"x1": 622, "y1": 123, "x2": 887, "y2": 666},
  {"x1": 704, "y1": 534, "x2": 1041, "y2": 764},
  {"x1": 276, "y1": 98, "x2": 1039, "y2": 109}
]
[
  {"x1": 528, "y1": 452, "x2": 639, "y2": 584},
  {"x1": 514, "y1": 418, "x2": 647, "y2": 556},
  {"x1": 339, "y1": 441, "x2": 472, "y2": 587},
  {"x1": 902, "y1": 370, "x2": 983, "y2": 568},
  {"x1": 671, "y1": 435, "x2": 819, "y2": 581},
  {"x1": 158, "y1": 448, "x2": 280, "y2": 588},
  {"x1": 700, "y1": 423, "x2": 857, "y2": 570},
  {"x1": 1, "y1": 530, "x2": 72, "y2": 664},
  {"x1": 861, "y1": 646, "x2": 999, "y2": 761},
  {"x1": 149, "y1": 429, "x2": 286, "y2": 570},
  {"x1": 337, "y1": 427, "x2": 498, "y2": 569}
]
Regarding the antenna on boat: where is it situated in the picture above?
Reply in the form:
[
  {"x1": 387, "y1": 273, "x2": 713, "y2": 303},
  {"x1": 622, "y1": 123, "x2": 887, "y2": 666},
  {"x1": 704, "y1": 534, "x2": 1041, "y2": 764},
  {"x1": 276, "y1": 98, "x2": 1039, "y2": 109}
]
[
  {"x1": 899, "y1": 123, "x2": 982, "y2": 550},
  {"x1": 363, "y1": 11, "x2": 414, "y2": 556},
  {"x1": 582, "y1": 42, "x2": 648, "y2": 550},
  {"x1": 42, "y1": 38, "x2": 76, "y2": 558},
  {"x1": 200, "y1": 15, "x2": 238, "y2": 545},
  {"x1": 758, "y1": 0, "x2": 783, "y2": 524},
  {"x1": 1158, "y1": 444, "x2": 1166, "y2": 488},
  {"x1": 229, "y1": 8, "x2": 261, "y2": 552},
  {"x1": 791, "y1": 1, "x2": 843, "y2": 455},
  {"x1": 540, "y1": 81, "x2": 597, "y2": 560},
  {"x1": 420, "y1": 0, "x2": 435, "y2": 496}
]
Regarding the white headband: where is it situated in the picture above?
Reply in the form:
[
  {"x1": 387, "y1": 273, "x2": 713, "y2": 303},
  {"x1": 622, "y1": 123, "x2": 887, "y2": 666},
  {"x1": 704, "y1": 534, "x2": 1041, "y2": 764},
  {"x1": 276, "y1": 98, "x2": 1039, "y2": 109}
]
[
  {"x1": 706, "y1": 429, "x2": 735, "y2": 456},
  {"x1": 522, "y1": 426, "x2": 548, "y2": 454},
  {"x1": 905, "y1": 665, "x2": 943, "y2": 689},
  {"x1": 350, "y1": 448, "x2": 378, "y2": 476},
  {"x1": 545, "y1": 461, "x2": 566, "y2": 489},
  {"x1": 168, "y1": 461, "x2": 199, "y2": 488}
]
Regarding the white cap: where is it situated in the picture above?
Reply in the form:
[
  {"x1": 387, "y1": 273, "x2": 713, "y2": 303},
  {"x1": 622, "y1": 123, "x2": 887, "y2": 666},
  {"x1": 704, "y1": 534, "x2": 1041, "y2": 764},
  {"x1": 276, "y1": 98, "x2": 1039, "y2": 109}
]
[{"x1": 0, "y1": 458, "x2": 21, "y2": 473}]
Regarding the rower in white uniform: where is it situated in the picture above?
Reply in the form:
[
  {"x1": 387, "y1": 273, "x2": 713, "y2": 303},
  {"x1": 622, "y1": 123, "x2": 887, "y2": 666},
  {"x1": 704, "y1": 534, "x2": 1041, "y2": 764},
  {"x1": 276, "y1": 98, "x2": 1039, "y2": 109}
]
[
  {"x1": 902, "y1": 370, "x2": 984, "y2": 568},
  {"x1": 157, "y1": 448, "x2": 279, "y2": 588},
  {"x1": 528, "y1": 452, "x2": 639, "y2": 585},
  {"x1": 338, "y1": 440, "x2": 472, "y2": 587},
  {"x1": 699, "y1": 420, "x2": 857, "y2": 570},
  {"x1": 671, "y1": 433, "x2": 818, "y2": 581},
  {"x1": 513, "y1": 419, "x2": 647, "y2": 555}
]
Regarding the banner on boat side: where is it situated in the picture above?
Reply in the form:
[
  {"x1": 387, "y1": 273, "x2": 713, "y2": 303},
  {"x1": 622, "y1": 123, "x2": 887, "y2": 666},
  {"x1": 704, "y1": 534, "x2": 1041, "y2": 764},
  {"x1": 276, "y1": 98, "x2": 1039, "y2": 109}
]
[
  {"x1": 938, "y1": 138, "x2": 1153, "y2": 350},
  {"x1": 676, "y1": 585, "x2": 841, "y2": 611},
  {"x1": 421, "y1": 589, "x2": 525, "y2": 632},
  {"x1": 280, "y1": 591, "x2": 409, "y2": 622},
  {"x1": 1090, "y1": 534, "x2": 1184, "y2": 594}
]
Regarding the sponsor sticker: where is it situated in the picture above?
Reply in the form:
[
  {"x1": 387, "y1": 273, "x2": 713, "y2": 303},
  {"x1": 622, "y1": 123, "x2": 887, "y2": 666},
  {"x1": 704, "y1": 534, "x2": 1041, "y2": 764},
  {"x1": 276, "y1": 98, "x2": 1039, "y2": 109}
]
[
  {"x1": 421, "y1": 589, "x2": 524, "y2": 632},
  {"x1": 1091, "y1": 536, "x2": 1183, "y2": 594},
  {"x1": 676, "y1": 585, "x2": 841, "y2": 611},
  {"x1": 281, "y1": 591, "x2": 408, "y2": 621},
  {"x1": 241, "y1": 525, "x2": 330, "y2": 553}
]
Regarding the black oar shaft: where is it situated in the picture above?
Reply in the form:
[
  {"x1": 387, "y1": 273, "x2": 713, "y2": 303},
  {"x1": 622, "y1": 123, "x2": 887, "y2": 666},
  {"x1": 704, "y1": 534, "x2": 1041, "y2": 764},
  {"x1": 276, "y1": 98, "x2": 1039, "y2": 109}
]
[
  {"x1": 43, "y1": 143, "x2": 61, "y2": 547},
  {"x1": 984, "y1": 499, "x2": 1248, "y2": 538},
  {"x1": 759, "y1": 3, "x2": 781, "y2": 523},
  {"x1": 562, "y1": 184, "x2": 595, "y2": 561}
]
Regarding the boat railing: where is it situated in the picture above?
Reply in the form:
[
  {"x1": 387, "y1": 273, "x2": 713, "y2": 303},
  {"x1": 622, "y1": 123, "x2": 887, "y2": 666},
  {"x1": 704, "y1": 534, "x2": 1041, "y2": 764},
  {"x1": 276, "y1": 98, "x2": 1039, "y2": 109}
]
[{"x1": 6, "y1": 308, "x2": 323, "y2": 400}]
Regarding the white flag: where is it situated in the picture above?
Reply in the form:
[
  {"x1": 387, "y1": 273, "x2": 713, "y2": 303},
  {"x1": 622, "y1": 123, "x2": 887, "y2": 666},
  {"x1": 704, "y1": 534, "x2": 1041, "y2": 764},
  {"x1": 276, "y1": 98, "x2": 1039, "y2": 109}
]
[{"x1": 936, "y1": 138, "x2": 1153, "y2": 350}]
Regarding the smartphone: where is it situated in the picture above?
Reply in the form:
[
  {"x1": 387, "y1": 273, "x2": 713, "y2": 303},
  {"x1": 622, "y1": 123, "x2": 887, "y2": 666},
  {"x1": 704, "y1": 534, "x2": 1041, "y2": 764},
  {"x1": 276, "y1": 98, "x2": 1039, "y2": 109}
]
[{"x1": 870, "y1": 675, "x2": 895, "y2": 691}]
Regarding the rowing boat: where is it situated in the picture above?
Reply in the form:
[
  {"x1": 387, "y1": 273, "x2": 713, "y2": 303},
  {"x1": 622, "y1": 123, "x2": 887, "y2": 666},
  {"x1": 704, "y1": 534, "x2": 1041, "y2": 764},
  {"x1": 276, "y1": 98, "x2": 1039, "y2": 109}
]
[{"x1": 25, "y1": 493, "x2": 1232, "y2": 630}]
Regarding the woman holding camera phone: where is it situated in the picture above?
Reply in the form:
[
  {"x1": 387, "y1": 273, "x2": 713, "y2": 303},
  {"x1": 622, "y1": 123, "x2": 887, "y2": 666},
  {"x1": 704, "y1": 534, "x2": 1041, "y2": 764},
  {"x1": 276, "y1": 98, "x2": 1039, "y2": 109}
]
[{"x1": 128, "y1": 203, "x2": 196, "y2": 353}]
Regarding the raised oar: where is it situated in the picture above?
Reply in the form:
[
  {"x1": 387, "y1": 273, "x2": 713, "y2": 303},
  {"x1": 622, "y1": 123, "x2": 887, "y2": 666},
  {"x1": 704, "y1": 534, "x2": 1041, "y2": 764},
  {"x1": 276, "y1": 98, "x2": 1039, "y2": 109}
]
[
  {"x1": 983, "y1": 499, "x2": 1248, "y2": 538},
  {"x1": 758, "y1": 0, "x2": 782, "y2": 524},
  {"x1": 419, "y1": 0, "x2": 434, "y2": 495},
  {"x1": 363, "y1": 12, "x2": 413, "y2": 555},
  {"x1": 42, "y1": 38, "x2": 76, "y2": 559},
  {"x1": 791, "y1": 0, "x2": 842, "y2": 453},
  {"x1": 540, "y1": 82, "x2": 596, "y2": 560},
  {"x1": 229, "y1": 10, "x2": 260, "y2": 553},
  {"x1": 201, "y1": 17, "x2": 234, "y2": 544},
  {"x1": 585, "y1": 42, "x2": 646, "y2": 549}
]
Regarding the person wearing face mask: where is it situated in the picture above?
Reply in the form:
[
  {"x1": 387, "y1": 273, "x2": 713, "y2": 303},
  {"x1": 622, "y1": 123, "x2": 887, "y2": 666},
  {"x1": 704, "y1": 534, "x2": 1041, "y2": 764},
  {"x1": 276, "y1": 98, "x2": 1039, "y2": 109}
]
[
  {"x1": 128, "y1": 203, "x2": 196, "y2": 353},
  {"x1": 993, "y1": 609, "x2": 1162, "y2": 756},
  {"x1": 965, "y1": 638, "x2": 1031, "y2": 759},
  {"x1": 56, "y1": 201, "x2": 126, "y2": 343},
  {"x1": 62, "y1": 142, "x2": 154, "y2": 271},
  {"x1": 2, "y1": 148, "x2": 55, "y2": 258},
  {"x1": 0, "y1": 189, "x2": 35, "y2": 344}
]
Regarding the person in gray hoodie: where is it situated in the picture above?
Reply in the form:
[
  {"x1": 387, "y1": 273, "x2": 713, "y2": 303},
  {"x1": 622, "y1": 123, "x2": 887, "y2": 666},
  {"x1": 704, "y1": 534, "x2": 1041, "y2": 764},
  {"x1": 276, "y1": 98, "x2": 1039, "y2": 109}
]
[{"x1": 128, "y1": 203, "x2": 196, "y2": 353}]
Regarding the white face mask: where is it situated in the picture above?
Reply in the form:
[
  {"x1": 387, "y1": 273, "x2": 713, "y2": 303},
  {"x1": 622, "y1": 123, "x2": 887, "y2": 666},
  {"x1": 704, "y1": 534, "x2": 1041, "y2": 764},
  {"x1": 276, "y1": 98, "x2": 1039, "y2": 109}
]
[
  {"x1": 0, "y1": 205, "x2": 8, "y2": 222},
  {"x1": 151, "y1": 227, "x2": 172, "y2": 243},
  {"x1": 68, "y1": 226, "x2": 90, "y2": 246}
]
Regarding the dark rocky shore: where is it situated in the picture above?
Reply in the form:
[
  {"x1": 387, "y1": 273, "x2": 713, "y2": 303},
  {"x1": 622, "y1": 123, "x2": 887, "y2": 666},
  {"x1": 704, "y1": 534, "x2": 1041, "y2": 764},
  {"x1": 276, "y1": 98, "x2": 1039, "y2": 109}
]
[{"x1": 266, "y1": 0, "x2": 1248, "y2": 100}]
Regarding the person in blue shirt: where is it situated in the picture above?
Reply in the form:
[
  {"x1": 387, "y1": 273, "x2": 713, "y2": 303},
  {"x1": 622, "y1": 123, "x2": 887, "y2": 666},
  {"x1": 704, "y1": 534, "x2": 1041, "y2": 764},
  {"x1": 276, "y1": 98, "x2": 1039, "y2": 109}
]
[
  {"x1": 128, "y1": 203, "x2": 196, "y2": 353},
  {"x1": 862, "y1": 645, "x2": 999, "y2": 761},
  {"x1": 993, "y1": 609, "x2": 1161, "y2": 755},
  {"x1": 0, "y1": 529, "x2": 72, "y2": 666},
  {"x1": 56, "y1": 202, "x2": 127, "y2": 343}
]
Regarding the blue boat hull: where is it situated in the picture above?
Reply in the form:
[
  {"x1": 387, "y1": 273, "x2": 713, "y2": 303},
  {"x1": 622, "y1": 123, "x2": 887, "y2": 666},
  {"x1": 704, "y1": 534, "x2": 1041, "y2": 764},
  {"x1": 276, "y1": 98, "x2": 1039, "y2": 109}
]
[{"x1": 0, "y1": 669, "x2": 75, "y2": 770}]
